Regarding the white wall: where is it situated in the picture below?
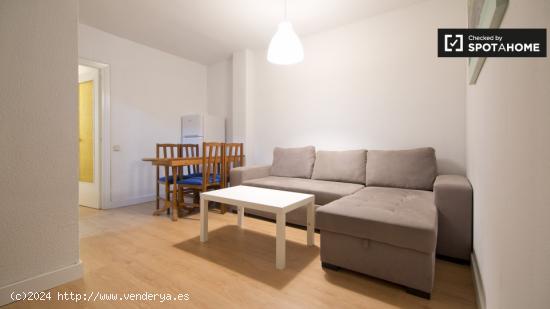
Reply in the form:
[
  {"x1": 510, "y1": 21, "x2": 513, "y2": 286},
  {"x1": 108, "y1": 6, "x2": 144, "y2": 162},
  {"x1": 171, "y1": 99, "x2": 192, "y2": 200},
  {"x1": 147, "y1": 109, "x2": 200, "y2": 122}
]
[
  {"x1": 466, "y1": 1, "x2": 550, "y2": 308},
  {"x1": 231, "y1": 50, "x2": 256, "y2": 156},
  {"x1": 0, "y1": 0, "x2": 81, "y2": 304},
  {"x1": 207, "y1": 58, "x2": 233, "y2": 141},
  {"x1": 245, "y1": 0, "x2": 466, "y2": 174},
  {"x1": 78, "y1": 24, "x2": 207, "y2": 207}
]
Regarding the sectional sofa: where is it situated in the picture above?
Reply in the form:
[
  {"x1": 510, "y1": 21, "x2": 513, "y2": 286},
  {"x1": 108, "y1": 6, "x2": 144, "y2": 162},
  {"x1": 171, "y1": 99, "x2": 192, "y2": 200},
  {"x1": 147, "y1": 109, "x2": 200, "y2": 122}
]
[{"x1": 230, "y1": 146, "x2": 472, "y2": 299}]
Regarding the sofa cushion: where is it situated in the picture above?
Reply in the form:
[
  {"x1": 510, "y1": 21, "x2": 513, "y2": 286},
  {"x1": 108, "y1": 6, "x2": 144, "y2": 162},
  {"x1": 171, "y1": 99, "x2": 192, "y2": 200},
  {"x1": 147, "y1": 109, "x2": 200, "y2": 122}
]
[
  {"x1": 316, "y1": 187, "x2": 437, "y2": 254},
  {"x1": 242, "y1": 176, "x2": 364, "y2": 205},
  {"x1": 311, "y1": 150, "x2": 367, "y2": 184},
  {"x1": 271, "y1": 146, "x2": 316, "y2": 178},
  {"x1": 365, "y1": 147, "x2": 437, "y2": 190}
]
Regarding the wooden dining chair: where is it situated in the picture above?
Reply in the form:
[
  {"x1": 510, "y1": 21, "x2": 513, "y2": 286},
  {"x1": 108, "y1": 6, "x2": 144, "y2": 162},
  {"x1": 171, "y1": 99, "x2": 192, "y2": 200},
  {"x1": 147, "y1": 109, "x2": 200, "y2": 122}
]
[
  {"x1": 220, "y1": 143, "x2": 244, "y2": 213},
  {"x1": 177, "y1": 142, "x2": 224, "y2": 210},
  {"x1": 156, "y1": 143, "x2": 181, "y2": 214},
  {"x1": 222, "y1": 143, "x2": 244, "y2": 186},
  {"x1": 177, "y1": 143, "x2": 200, "y2": 206}
]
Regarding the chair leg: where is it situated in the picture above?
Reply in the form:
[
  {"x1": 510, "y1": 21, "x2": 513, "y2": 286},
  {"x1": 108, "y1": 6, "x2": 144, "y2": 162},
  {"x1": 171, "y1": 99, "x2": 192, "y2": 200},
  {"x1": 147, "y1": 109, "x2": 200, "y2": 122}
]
[
  {"x1": 176, "y1": 186, "x2": 186, "y2": 217},
  {"x1": 165, "y1": 184, "x2": 171, "y2": 215},
  {"x1": 155, "y1": 182, "x2": 160, "y2": 210},
  {"x1": 178, "y1": 187, "x2": 183, "y2": 207}
]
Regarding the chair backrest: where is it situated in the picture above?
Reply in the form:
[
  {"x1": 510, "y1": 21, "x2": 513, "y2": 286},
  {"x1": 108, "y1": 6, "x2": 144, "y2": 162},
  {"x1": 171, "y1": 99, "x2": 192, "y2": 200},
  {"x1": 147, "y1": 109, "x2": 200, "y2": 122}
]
[
  {"x1": 201, "y1": 142, "x2": 224, "y2": 188},
  {"x1": 180, "y1": 144, "x2": 199, "y2": 175},
  {"x1": 156, "y1": 143, "x2": 180, "y2": 159},
  {"x1": 156, "y1": 143, "x2": 180, "y2": 179},
  {"x1": 223, "y1": 143, "x2": 244, "y2": 186}
]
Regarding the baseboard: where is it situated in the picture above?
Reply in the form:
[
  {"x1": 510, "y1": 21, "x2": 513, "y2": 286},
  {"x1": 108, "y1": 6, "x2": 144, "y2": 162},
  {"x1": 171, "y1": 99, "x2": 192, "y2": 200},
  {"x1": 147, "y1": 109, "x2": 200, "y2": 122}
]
[
  {"x1": 107, "y1": 194, "x2": 155, "y2": 209},
  {"x1": 0, "y1": 261, "x2": 83, "y2": 306},
  {"x1": 471, "y1": 252, "x2": 486, "y2": 309}
]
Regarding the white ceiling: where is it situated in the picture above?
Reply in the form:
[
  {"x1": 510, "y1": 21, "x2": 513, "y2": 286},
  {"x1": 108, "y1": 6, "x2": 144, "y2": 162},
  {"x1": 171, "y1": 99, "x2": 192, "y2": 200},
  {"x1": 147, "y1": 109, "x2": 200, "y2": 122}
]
[{"x1": 79, "y1": 0, "x2": 426, "y2": 65}]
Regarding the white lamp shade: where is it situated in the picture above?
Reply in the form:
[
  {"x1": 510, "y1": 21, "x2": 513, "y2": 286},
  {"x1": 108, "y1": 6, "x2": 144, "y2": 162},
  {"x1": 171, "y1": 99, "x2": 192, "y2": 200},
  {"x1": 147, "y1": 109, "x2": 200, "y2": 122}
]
[{"x1": 267, "y1": 21, "x2": 304, "y2": 65}]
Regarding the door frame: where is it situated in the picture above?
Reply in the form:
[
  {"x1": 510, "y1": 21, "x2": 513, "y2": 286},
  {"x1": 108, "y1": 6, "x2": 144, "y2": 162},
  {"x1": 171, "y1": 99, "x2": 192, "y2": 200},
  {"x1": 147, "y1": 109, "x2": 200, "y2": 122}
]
[{"x1": 79, "y1": 58, "x2": 111, "y2": 209}]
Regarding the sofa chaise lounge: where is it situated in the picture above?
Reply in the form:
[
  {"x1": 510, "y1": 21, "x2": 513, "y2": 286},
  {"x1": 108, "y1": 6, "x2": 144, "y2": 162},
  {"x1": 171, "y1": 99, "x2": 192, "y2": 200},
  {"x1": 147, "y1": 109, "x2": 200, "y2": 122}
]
[{"x1": 230, "y1": 146, "x2": 472, "y2": 299}]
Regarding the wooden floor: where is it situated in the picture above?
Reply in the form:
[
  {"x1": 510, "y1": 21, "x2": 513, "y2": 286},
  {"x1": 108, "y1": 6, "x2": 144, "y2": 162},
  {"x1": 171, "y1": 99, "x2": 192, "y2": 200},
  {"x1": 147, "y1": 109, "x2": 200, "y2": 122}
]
[{"x1": 7, "y1": 203, "x2": 477, "y2": 309}]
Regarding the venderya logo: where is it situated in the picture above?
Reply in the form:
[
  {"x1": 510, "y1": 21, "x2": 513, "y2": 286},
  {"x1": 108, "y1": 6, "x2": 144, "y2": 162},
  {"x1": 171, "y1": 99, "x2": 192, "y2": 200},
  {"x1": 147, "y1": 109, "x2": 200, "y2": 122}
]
[{"x1": 438, "y1": 28, "x2": 546, "y2": 57}]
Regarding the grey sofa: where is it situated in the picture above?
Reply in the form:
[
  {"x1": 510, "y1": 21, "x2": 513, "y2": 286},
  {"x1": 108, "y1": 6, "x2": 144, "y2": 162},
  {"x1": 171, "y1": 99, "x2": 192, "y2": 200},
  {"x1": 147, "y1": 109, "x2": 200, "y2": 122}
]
[{"x1": 230, "y1": 146, "x2": 472, "y2": 299}]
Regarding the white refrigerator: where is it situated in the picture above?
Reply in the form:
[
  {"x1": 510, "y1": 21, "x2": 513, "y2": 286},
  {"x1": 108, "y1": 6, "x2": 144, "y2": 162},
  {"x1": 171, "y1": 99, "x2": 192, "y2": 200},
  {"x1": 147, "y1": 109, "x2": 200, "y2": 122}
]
[{"x1": 181, "y1": 114, "x2": 225, "y2": 149}]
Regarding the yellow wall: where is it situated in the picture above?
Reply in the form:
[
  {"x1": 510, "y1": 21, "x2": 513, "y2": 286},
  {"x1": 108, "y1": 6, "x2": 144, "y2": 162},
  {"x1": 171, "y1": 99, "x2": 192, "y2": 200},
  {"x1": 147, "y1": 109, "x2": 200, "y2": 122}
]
[{"x1": 79, "y1": 81, "x2": 94, "y2": 182}]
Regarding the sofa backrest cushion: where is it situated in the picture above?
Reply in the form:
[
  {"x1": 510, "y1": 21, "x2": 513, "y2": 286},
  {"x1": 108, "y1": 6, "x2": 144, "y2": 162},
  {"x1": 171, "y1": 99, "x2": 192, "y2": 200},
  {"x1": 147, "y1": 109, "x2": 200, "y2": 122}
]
[
  {"x1": 365, "y1": 147, "x2": 437, "y2": 190},
  {"x1": 311, "y1": 150, "x2": 367, "y2": 184},
  {"x1": 271, "y1": 146, "x2": 316, "y2": 178}
]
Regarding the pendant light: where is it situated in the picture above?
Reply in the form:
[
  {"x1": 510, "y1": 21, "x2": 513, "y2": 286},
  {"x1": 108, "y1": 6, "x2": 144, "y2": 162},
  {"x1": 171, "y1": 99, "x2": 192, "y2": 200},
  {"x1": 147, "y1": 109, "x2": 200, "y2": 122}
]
[{"x1": 267, "y1": 0, "x2": 304, "y2": 65}]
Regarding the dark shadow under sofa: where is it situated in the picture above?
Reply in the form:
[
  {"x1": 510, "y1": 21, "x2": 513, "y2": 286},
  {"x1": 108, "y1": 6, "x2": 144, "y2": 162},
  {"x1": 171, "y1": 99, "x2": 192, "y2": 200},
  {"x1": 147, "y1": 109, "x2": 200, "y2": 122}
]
[{"x1": 230, "y1": 146, "x2": 472, "y2": 299}]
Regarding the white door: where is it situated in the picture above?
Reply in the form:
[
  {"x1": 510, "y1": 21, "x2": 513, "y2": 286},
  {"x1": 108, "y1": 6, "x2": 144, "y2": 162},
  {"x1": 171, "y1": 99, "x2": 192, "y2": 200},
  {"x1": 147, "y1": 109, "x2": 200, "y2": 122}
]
[{"x1": 78, "y1": 65, "x2": 100, "y2": 208}]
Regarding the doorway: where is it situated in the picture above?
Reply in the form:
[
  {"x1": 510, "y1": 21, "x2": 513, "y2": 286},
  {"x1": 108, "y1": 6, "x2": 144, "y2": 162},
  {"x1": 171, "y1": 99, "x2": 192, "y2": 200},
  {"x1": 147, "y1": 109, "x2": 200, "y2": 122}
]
[
  {"x1": 77, "y1": 59, "x2": 110, "y2": 210},
  {"x1": 78, "y1": 65, "x2": 100, "y2": 208}
]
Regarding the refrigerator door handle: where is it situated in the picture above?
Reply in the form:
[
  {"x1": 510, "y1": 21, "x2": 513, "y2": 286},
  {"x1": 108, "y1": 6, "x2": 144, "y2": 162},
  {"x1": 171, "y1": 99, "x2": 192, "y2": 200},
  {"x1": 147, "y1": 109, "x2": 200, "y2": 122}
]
[{"x1": 183, "y1": 134, "x2": 202, "y2": 138}]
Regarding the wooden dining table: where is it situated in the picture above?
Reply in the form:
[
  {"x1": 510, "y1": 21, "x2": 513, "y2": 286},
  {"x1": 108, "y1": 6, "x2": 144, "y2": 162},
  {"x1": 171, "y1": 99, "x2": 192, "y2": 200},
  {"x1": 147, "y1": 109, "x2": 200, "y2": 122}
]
[
  {"x1": 142, "y1": 156, "x2": 242, "y2": 221},
  {"x1": 142, "y1": 157, "x2": 204, "y2": 221}
]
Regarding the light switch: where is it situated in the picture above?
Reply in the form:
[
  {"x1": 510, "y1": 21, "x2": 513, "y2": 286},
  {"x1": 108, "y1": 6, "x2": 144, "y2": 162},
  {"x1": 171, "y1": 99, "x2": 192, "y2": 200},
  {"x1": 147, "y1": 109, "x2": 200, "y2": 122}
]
[{"x1": 112, "y1": 145, "x2": 121, "y2": 152}]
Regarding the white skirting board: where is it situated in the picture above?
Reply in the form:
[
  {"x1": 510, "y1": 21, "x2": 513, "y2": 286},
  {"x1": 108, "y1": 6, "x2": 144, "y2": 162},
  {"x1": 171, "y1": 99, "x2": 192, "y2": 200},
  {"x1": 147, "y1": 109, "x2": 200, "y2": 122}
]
[
  {"x1": 107, "y1": 194, "x2": 155, "y2": 209},
  {"x1": 0, "y1": 261, "x2": 83, "y2": 306},
  {"x1": 471, "y1": 252, "x2": 486, "y2": 309}
]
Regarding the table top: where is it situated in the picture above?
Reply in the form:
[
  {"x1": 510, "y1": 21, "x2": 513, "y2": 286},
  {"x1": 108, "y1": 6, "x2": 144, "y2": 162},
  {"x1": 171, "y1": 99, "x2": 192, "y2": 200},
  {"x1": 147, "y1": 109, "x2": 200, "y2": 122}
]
[
  {"x1": 142, "y1": 157, "x2": 202, "y2": 163},
  {"x1": 201, "y1": 185, "x2": 314, "y2": 212},
  {"x1": 142, "y1": 155, "x2": 243, "y2": 166}
]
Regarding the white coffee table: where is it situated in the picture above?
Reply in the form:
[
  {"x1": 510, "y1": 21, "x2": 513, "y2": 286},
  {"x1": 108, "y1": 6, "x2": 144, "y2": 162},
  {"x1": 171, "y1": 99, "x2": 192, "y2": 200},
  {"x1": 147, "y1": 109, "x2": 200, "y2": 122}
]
[{"x1": 199, "y1": 185, "x2": 315, "y2": 270}]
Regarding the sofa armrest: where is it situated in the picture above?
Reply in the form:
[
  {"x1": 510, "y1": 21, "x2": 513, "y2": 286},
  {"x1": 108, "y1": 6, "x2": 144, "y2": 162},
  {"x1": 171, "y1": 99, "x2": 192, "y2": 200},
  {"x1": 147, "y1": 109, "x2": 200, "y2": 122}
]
[
  {"x1": 230, "y1": 165, "x2": 272, "y2": 186},
  {"x1": 434, "y1": 175, "x2": 473, "y2": 261}
]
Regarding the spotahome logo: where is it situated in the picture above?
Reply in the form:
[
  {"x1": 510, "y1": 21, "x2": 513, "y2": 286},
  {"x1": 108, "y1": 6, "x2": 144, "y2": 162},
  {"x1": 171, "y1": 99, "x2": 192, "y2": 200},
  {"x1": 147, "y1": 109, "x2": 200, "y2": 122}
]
[
  {"x1": 444, "y1": 34, "x2": 463, "y2": 52},
  {"x1": 438, "y1": 28, "x2": 546, "y2": 57}
]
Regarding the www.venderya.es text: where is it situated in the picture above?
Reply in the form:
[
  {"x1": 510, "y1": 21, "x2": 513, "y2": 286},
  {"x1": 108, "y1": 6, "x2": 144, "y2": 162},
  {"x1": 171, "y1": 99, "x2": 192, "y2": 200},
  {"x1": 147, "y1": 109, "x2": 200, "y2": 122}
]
[{"x1": 11, "y1": 291, "x2": 190, "y2": 303}]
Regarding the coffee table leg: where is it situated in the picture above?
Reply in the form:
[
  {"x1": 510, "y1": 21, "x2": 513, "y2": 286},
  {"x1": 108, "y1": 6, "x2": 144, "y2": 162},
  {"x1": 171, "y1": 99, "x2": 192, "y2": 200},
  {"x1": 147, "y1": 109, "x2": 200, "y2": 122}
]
[
  {"x1": 237, "y1": 206, "x2": 244, "y2": 228},
  {"x1": 307, "y1": 202, "x2": 315, "y2": 246},
  {"x1": 200, "y1": 197, "x2": 208, "y2": 242},
  {"x1": 276, "y1": 212, "x2": 286, "y2": 270}
]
